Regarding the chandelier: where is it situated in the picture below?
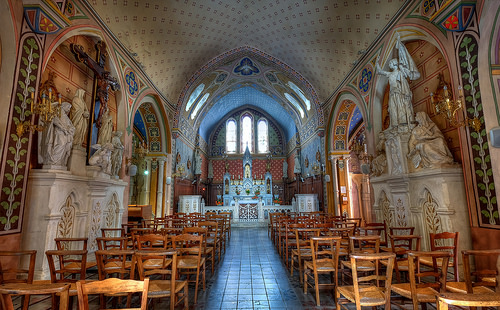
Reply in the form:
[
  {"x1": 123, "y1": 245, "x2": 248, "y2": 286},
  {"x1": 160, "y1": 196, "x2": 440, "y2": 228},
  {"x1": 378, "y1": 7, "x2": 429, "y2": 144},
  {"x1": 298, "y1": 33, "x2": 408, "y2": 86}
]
[
  {"x1": 17, "y1": 88, "x2": 62, "y2": 136},
  {"x1": 430, "y1": 85, "x2": 481, "y2": 132}
]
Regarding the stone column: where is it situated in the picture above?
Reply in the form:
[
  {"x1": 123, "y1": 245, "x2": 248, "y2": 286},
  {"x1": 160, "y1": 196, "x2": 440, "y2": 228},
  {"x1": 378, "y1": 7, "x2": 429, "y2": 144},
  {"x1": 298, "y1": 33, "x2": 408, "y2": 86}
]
[
  {"x1": 139, "y1": 158, "x2": 151, "y2": 205},
  {"x1": 329, "y1": 155, "x2": 340, "y2": 216},
  {"x1": 156, "y1": 157, "x2": 165, "y2": 218}
]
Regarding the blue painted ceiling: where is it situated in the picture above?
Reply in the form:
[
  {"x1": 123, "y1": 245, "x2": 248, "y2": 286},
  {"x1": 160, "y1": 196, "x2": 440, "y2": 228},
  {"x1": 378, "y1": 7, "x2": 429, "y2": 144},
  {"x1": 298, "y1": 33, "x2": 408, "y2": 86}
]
[
  {"x1": 348, "y1": 106, "x2": 363, "y2": 138},
  {"x1": 199, "y1": 86, "x2": 297, "y2": 142},
  {"x1": 133, "y1": 109, "x2": 147, "y2": 142}
]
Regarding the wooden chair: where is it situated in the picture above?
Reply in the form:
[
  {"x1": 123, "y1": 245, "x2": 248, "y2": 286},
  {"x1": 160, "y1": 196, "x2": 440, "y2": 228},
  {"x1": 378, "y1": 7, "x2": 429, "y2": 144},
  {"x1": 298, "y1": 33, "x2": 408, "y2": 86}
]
[
  {"x1": 135, "y1": 250, "x2": 189, "y2": 310},
  {"x1": 0, "y1": 283, "x2": 70, "y2": 310},
  {"x1": 54, "y1": 238, "x2": 97, "y2": 275},
  {"x1": 219, "y1": 211, "x2": 232, "y2": 241},
  {"x1": 184, "y1": 226, "x2": 215, "y2": 274},
  {"x1": 95, "y1": 249, "x2": 135, "y2": 280},
  {"x1": 284, "y1": 223, "x2": 306, "y2": 268},
  {"x1": 0, "y1": 250, "x2": 37, "y2": 310},
  {"x1": 46, "y1": 250, "x2": 88, "y2": 284},
  {"x1": 197, "y1": 220, "x2": 220, "y2": 265},
  {"x1": 363, "y1": 222, "x2": 388, "y2": 246},
  {"x1": 420, "y1": 231, "x2": 459, "y2": 282},
  {"x1": 436, "y1": 292, "x2": 500, "y2": 310},
  {"x1": 290, "y1": 228, "x2": 321, "y2": 284},
  {"x1": 384, "y1": 234, "x2": 421, "y2": 283},
  {"x1": 171, "y1": 233, "x2": 206, "y2": 303},
  {"x1": 303, "y1": 236, "x2": 341, "y2": 306},
  {"x1": 76, "y1": 278, "x2": 149, "y2": 310},
  {"x1": 341, "y1": 235, "x2": 381, "y2": 283},
  {"x1": 391, "y1": 250, "x2": 451, "y2": 309},
  {"x1": 45, "y1": 250, "x2": 88, "y2": 308},
  {"x1": 446, "y1": 249, "x2": 500, "y2": 294},
  {"x1": 336, "y1": 252, "x2": 396, "y2": 310}
]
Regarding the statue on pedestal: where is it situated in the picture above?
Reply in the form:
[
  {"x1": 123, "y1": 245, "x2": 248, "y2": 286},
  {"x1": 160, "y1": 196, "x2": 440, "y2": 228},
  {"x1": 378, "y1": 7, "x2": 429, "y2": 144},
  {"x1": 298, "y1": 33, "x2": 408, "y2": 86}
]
[
  {"x1": 293, "y1": 154, "x2": 302, "y2": 174},
  {"x1": 376, "y1": 33, "x2": 420, "y2": 129},
  {"x1": 70, "y1": 89, "x2": 89, "y2": 147},
  {"x1": 111, "y1": 131, "x2": 124, "y2": 177},
  {"x1": 97, "y1": 110, "x2": 113, "y2": 145},
  {"x1": 89, "y1": 143, "x2": 113, "y2": 174},
  {"x1": 371, "y1": 132, "x2": 387, "y2": 176},
  {"x1": 408, "y1": 112, "x2": 453, "y2": 169},
  {"x1": 38, "y1": 102, "x2": 75, "y2": 167},
  {"x1": 194, "y1": 149, "x2": 202, "y2": 175}
]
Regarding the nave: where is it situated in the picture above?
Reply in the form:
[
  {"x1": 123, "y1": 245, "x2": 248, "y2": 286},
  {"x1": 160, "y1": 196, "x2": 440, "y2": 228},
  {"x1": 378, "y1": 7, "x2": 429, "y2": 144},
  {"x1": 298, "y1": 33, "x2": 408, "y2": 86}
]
[{"x1": 11, "y1": 227, "x2": 338, "y2": 310}]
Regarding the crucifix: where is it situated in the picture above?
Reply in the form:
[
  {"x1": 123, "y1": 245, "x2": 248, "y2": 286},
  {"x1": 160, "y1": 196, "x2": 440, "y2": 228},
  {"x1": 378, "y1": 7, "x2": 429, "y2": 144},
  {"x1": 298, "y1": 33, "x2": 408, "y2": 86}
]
[{"x1": 70, "y1": 41, "x2": 120, "y2": 128}]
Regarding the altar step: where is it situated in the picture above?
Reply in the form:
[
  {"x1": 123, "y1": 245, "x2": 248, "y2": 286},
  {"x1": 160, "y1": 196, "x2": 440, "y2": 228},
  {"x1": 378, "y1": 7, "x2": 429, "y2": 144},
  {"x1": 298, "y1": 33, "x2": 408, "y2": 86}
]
[{"x1": 231, "y1": 221, "x2": 267, "y2": 228}]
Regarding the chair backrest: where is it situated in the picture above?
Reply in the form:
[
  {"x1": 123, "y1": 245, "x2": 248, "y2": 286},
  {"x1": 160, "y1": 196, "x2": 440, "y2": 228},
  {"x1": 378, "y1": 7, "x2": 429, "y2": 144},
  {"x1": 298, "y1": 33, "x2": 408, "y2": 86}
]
[
  {"x1": 0, "y1": 251, "x2": 36, "y2": 284},
  {"x1": 55, "y1": 238, "x2": 88, "y2": 251},
  {"x1": 309, "y1": 236, "x2": 341, "y2": 282},
  {"x1": 134, "y1": 250, "x2": 176, "y2": 280},
  {"x1": 407, "y1": 251, "x2": 451, "y2": 309},
  {"x1": 45, "y1": 250, "x2": 88, "y2": 282},
  {"x1": 349, "y1": 235, "x2": 380, "y2": 254},
  {"x1": 96, "y1": 237, "x2": 128, "y2": 251},
  {"x1": 76, "y1": 278, "x2": 149, "y2": 310},
  {"x1": 389, "y1": 226, "x2": 415, "y2": 236},
  {"x1": 462, "y1": 249, "x2": 500, "y2": 293},
  {"x1": 349, "y1": 252, "x2": 396, "y2": 307},
  {"x1": 136, "y1": 234, "x2": 168, "y2": 251},
  {"x1": 363, "y1": 222, "x2": 387, "y2": 244},
  {"x1": 389, "y1": 235, "x2": 421, "y2": 253},
  {"x1": 101, "y1": 228, "x2": 125, "y2": 238},
  {"x1": 294, "y1": 228, "x2": 321, "y2": 252},
  {"x1": 429, "y1": 231, "x2": 458, "y2": 259},
  {"x1": 171, "y1": 233, "x2": 203, "y2": 259},
  {"x1": 0, "y1": 283, "x2": 70, "y2": 310},
  {"x1": 95, "y1": 250, "x2": 135, "y2": 280}
]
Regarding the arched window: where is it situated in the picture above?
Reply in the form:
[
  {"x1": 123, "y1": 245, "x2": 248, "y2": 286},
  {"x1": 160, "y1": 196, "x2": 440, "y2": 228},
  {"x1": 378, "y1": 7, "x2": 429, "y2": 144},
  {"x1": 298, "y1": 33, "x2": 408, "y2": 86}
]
[
  {"x1": 226, "y1": 119, "x2": 237, "y2": 153},
  {"x1": 257, "y1": 119, "x2": 268, "y2": 153},
  {"x1": 241, "y1": 115, "x2": 253, "y2": 153}
]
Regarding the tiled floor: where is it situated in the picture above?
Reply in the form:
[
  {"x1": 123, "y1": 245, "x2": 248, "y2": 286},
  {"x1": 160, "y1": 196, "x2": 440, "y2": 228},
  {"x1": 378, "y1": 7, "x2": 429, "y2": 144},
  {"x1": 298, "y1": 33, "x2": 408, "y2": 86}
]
[{"x1": 194, "y1": 226, "x2": 336, "y2": 309}]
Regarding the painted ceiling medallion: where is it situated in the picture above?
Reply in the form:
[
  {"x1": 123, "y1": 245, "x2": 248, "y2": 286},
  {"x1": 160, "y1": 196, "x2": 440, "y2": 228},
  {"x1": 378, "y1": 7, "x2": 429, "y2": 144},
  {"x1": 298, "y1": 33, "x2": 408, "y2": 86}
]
[
  {"x1": 430, "y1": 0, "x2": 475, "y2": 32},
  {"x1": 234, "y1": 57, "x2": 260, "y2": 76}
]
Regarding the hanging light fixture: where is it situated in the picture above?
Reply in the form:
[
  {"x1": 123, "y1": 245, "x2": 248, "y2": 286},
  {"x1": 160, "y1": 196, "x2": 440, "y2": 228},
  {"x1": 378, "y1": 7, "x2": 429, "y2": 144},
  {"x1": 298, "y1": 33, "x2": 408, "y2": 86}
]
[
  {"x1": 17, "y1": 88, "x2": 62, "y2": 136},
  {"x1": 430, "y1": 85, "x2": 481, "y2": 132}
]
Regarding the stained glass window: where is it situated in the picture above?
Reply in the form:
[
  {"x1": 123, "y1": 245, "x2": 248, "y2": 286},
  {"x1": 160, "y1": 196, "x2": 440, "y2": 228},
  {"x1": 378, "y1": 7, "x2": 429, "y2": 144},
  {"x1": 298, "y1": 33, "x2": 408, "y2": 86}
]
[
  {"x1": 257, "y1": 119, "x2": 268, "y2": 153},
  {"x1": 226, "y1": 119, "x2": 237, "y2": 153},
  {"x1": 241, "y1": 115, "x2": 253, "y2": 153}
]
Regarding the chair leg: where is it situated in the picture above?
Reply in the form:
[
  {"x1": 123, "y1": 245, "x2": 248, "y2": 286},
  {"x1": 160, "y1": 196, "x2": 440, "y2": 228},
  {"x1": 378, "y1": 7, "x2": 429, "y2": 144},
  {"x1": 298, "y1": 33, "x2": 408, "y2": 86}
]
[{"x1": 314, "y1": 271, "x2": 320, "y2": 306}]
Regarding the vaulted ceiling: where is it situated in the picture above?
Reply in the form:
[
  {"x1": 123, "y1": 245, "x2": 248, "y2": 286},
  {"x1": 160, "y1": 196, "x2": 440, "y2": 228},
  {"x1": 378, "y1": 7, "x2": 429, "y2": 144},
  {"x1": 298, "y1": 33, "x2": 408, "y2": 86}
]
[{"x1": 87, "y1": 0, "x2": 409, "y2": 105}]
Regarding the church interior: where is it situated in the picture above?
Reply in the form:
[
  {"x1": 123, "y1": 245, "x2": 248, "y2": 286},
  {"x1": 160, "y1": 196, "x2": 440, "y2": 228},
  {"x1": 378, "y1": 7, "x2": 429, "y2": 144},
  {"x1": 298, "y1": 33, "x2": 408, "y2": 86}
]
[{"x1": 2, "y1": 0, "x2": 500, "y2": 309}]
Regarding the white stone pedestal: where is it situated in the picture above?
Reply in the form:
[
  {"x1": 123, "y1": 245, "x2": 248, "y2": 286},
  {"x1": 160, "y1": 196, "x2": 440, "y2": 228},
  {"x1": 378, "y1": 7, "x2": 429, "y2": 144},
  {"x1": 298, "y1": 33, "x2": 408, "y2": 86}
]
[
  {"x1": 178, "y1": 195, "x2": 202, "y2": 213},
  {"x1": 371, "y1": 166, "x2": 471, "y2": 254},
  {"x1": 22, "y1": 169, "x2": 127, "y2": 279},
  {"x1": 295, "y1": 194, "x2": 319, "y2": 212},
  {"x1": 68, "y1": 146, "x2": 87, "y2": 176}
]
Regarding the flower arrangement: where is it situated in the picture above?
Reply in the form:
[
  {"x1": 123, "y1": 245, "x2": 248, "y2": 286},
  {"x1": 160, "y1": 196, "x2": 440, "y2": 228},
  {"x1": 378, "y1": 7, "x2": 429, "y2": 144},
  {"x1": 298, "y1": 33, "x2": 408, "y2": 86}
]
[
  {"x1": 245, "y1": 189, "x2": 250, "y2": 195},
  {"x1": 254, "y1": 190, "x2": 261, "y2": 196},
  {"x1": 215, "y1": 198, "x2": 223, "y2": 206},
  {"x1": 235, "y1": 189, "x2": 240, "y2": 195},
  {"x1": 273, "y1": 197, "x2": 282, "y2": 205}
]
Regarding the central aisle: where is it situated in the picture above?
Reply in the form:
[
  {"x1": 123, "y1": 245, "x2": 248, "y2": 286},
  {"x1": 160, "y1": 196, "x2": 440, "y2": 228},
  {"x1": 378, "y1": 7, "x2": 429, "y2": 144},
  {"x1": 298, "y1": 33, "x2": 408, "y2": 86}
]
[{"x1": 197, "y1": 226, "x2": 302, "y2": 309}]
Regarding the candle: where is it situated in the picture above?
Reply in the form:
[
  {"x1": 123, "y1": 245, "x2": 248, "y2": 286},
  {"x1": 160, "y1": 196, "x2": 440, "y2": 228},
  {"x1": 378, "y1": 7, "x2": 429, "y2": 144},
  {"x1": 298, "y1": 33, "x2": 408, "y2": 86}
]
[{"x1": 364, "y1": 144, "x2": 367, "y2": 153}]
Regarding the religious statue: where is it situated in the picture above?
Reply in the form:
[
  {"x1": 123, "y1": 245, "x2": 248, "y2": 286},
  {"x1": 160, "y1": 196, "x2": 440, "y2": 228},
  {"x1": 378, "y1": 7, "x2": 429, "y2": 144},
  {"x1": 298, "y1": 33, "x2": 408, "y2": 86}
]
[
  {"x1": 89, "y1": 143, "x2": 113, "y2": 174},
  {"x1": 388, "y1": 139, "x2": 402, "y2": 175},
  {"x1": 293, "y1": 154, "x2": 302, "y2": 174},
  {"x1": 97, "y1": 109, "x2": 113, "y2": 145},
  {"x1": 38, "y1": 101, "x2": 75, "y2": 167},
  {"x1": 408, "y1": 112, "x2": 454, "y2": 169},
  {"x1": 208, "y1": 160, "x2": 214, "y2": 178},
  {"x1": 70, "y1": 89, "x2": 89, "y2": 147},
  {"x1": 111, "y1": 131, "x2": 124, "y2": 177},
  {"x1": 244, "y1": 164, "x2": 251, "y2": 178},
  {"x1": 371, "y1": 132, "x2": 387, "y2": 176},
  {"x1": 376, "y1": 33, "x2": 420, "y2": 129},
  {"x1": 194, "y1": 149, "x2": 202, "y2": 175},
  {"x1": 282, "y1": 160, "x2": 288, "y2": 178}
]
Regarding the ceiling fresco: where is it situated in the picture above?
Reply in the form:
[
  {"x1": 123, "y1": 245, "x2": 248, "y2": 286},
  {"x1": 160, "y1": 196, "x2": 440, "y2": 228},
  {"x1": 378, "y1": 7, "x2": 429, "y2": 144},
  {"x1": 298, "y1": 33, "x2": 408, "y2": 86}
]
[{"x1": 87, "y1": 0, "x2": 409, "y2": 104}]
